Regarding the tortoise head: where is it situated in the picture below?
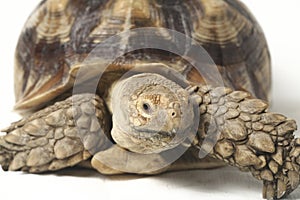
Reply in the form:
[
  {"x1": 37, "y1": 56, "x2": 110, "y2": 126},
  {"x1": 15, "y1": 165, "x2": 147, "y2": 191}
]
[{"x1": 109, "y1": 73, "x2": 198, "y2": 154}]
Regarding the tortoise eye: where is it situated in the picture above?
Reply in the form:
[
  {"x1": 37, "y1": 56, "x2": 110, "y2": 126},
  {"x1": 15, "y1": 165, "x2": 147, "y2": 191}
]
[{"x1": 142, "y1": 103, "x2": 151, "y2": 112}]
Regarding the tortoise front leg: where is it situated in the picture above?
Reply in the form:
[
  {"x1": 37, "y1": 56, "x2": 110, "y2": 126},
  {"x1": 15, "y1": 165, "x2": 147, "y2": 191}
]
[
  {"x1": 0, "y1": 94, "x2": 111, "y2": 173},
  {"x1": 190, "y1": 85, "x2": 299, "y2": 199}
]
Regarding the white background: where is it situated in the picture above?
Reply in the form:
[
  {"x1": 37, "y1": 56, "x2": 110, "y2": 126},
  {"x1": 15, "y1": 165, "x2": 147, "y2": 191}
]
[{"x1": 1, "y1": 1, "x2": 300, "y2": 199}]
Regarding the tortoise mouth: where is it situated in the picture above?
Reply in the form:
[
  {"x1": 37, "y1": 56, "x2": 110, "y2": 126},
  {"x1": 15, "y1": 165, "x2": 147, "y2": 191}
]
[
  {"x1": 111, "y1": 122, "x2": 180, "y2": 154},
  {"x1": 131, "y1": 127, "x2": 176, "y2": 139}
]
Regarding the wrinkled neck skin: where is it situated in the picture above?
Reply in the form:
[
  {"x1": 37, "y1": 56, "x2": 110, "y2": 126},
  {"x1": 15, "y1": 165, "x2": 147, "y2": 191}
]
[{"x1": 109, "y1": 73, "x2": 198, "y2": 154}]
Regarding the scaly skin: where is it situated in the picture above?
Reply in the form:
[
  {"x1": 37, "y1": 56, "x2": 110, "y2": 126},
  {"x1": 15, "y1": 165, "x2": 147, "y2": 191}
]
[
  {"x1": 0, "y1": 86, "x2": 299, "y2": 199},
  {"x1": 190, "y1": 85, "x2": 299, "y2": 199},
  {"x1": 0, "y1": 94, "x2": 111, "y2": 173}
]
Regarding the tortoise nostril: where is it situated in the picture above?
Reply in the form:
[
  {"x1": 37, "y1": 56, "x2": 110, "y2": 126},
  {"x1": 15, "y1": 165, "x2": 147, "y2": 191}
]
[{"x1": 171, "y1": 112, "x2": 176, "y2": 117}]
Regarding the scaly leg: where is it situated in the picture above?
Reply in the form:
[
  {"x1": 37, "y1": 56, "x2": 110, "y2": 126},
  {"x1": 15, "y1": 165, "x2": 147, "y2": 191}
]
[
  {"x1": 190, "y1": 85, "x2": 299, "y2": 199},
  {"x1": 0, "y1": 94, "x2": 111, "y2": 173}
]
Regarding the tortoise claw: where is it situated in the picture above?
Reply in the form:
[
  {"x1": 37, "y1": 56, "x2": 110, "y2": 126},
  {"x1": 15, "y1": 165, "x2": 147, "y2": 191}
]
[{"x1": 263, "y1": 169, "x2": 300, "y2": 200}]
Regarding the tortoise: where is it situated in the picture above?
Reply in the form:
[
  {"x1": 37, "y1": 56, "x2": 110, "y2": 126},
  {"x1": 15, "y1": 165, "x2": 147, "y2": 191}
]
[{"x1": 1, "y1": 0, "x2": 300, "y2": 199}]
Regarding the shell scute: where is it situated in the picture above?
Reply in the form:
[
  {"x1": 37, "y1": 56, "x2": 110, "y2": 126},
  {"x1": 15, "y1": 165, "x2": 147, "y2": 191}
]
[{"x1": 14, "y1": 0, "x2": 271, "y2": 113}]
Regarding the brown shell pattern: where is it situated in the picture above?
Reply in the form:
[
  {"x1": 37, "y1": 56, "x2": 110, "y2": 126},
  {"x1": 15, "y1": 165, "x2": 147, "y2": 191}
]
[{"x1": 14, "y1": 0, "x2": 271, "y2": 113}]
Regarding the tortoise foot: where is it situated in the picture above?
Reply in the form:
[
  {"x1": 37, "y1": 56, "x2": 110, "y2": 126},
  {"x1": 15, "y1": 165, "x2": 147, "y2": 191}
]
[
  {"x1": 191, "y1": 85, "x2": 300, "y2": 199},
  {"x1": 262, "y1": 139, "x2": 300, "y2": 199},
  {"x1": 0, "y1": 94, "x2": 110, "y2": 173}
]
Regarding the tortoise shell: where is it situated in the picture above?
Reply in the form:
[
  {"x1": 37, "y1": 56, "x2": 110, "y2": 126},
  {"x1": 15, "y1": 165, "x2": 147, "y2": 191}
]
[{"x1": 14, "y1": 0, "x2": 271, "y2": 113}]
